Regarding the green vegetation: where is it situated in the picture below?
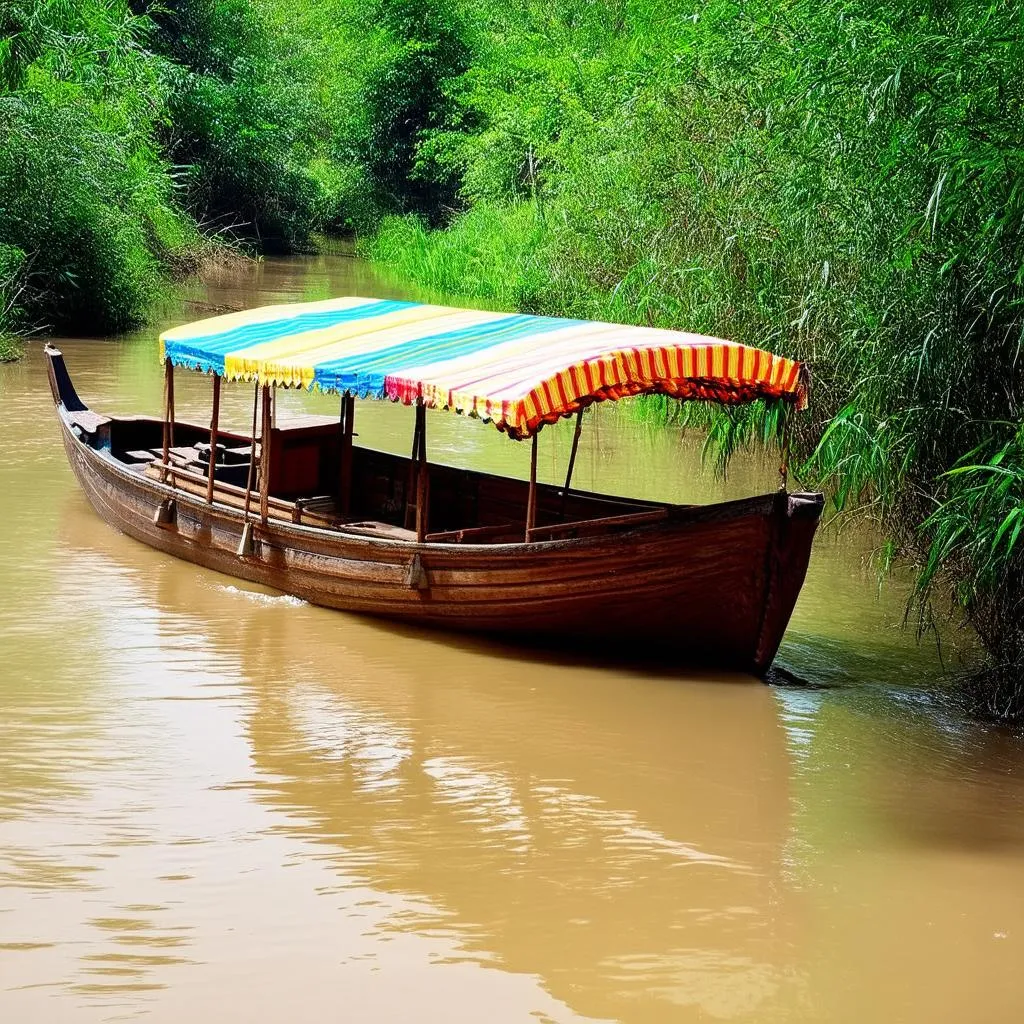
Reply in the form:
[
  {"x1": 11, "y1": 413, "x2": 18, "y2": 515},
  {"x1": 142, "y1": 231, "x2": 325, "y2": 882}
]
[
  {"x1": 358, "y1": 0, "x2": 1024, "y2": 717},
  {"x1": 3, "y1": 0, "x2": 1022, "y2": 714},
  {"x1": 0, "y1": 0, "x2": 362, "y2": 339}
]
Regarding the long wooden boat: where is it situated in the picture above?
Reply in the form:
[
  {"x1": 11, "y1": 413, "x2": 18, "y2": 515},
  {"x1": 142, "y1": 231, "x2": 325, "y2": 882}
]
[{"x1": 45, "y1": 296, "x2": 823, "y2": 674}]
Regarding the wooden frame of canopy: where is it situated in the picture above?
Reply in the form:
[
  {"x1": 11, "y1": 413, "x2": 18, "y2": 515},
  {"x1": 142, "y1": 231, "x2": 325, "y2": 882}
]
[{"x1": 159, "y1": 356, "x2": 594, "y2": 546}]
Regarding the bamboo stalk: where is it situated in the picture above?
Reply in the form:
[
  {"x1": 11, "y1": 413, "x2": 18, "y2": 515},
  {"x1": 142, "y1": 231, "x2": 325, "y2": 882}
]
[{"x1": 205, "y1": 374, "x2": 221, "y2": 505}]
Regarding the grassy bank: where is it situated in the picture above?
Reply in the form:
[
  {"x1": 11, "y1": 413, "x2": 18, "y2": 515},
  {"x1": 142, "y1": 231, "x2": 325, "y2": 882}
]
[{"x1": 0, "y1": 335, "x2": 22, "y2": 362}]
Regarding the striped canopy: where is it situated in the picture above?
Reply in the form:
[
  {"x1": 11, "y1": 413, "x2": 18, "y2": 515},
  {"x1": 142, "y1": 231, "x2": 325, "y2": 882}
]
[{"x1": 160, "y1": 297, "x2": 808, "y2": 439}]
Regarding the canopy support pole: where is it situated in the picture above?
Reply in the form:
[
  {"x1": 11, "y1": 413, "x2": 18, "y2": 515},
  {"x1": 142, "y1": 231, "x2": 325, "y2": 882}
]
[
  {"x1": 205, "y1": 374, "x2": 221, "y2": 505},
  {"x1": 525, "y1": 432, "x2": 539, "y2": 541},
  {"x1": 161, "y1": 357, "x2": 175, "y2": 486},
  {"x1": 237, "y1": 382, "x2": 260, "y2": 557},
  {"x1": 415, "y1": 401, "x2": 429, "y2": 543},
  {"x1": 405, "y1": 401, "x2": 424, "y2": 531},
  {"x1": 259, "y1": 384, "x2": 272, "y2": 524},
  {"x1": 779, "y1": 404, "x2": 792, "y2": 493},
  {"x1": 559, "y1": 407, "x2": 585, "y2": 519},
  {"x1": 405, "y1": 413, "x2": 419, "y2": 530},
  {"x1": 338, "y1": 393, "x2": 355, "y2": 516}
]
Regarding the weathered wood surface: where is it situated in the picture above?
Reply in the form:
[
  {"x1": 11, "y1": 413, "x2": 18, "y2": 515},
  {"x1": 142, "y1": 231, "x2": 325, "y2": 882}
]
[{"x1": 45, "y1": 344, "x2": 822, "y2": 674}]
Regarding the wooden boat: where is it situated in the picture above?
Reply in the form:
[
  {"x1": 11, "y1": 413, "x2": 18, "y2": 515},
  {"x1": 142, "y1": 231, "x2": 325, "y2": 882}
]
[{"x1": 45, "y1": 296, "x2": 823, "y2": 674}]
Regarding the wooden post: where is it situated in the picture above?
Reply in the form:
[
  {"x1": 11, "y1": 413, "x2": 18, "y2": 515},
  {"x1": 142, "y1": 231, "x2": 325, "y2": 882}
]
[
  {"x1": 338, "y1": 393, "x2": 355, "y2": 516},
  {"x1": 559, "y1": 407, "x2": 585, "y2": 519},
  {"x1": 237, "y1": 382, "x2": 260, "y2": 557},
  {"x1": 405, "y1": 402, "x2": 423, "y2": 531},
  {"x1": 259, "y1": 384, "x2": 272, "y2": 523},
  {"x1": 525, "y1": 431, "x2": 539, "y2": 541},
  {"x1": 779, "y1": 403, "x2": 792, "y2": 493},
  {"x1": 205, "y1": 374, "x2": 221, "y2": 505},
  {"x1": 162, "y1": 357, "x2": 175, "y2": 485},
  {"x1": 415, "y1": 401, "x2": 429, "y2": 543}
]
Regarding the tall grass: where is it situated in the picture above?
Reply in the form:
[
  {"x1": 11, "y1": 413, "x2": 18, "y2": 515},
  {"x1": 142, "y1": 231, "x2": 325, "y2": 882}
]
[
  {"x1": 363, "y1": 0, "x2": 1024, "y2": 716},
  {"x1": 366, "y1": 204, "x2": 548, "y2": 308}
]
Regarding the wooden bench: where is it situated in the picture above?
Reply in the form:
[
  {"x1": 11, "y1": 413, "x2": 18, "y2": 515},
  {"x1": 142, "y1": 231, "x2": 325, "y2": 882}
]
[
  {"x1": 426, "y1": 522, "x2": 517, "y2": 544},
  {"x1": 68, "y1": 410, "x2": 111, "y2": 434},
  {"x1": 526, "y1": 508, "x2": 669, "y2": 542}
]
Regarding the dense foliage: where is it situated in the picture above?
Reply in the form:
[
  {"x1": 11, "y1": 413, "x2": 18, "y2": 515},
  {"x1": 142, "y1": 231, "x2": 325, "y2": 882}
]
[
  {"x1": 0, "y1": 0, "x2": 373, "y2": 337},
  {"x1": 364, "y1": 0, "x2": 1024, "y2": 716},
  {"x1": 3, "y1": 0, "x2": 1023, "y2": 713}
]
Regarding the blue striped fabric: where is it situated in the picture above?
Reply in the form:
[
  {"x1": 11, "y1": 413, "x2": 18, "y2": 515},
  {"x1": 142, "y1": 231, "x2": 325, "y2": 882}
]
[{"x1": 163, "y1": 299, "x2": 415, "y2": 376}]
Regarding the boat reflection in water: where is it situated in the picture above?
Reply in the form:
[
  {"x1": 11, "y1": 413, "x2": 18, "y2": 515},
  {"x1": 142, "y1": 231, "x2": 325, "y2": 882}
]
[{"x1": 51, "y1": 501, "x2": 804, "y2": 1023}]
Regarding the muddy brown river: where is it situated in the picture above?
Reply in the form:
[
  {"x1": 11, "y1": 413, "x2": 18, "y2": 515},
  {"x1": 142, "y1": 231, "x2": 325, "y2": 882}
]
[{"x1": 2, "y1": 255, "x2": 1023, "y2": 1023}]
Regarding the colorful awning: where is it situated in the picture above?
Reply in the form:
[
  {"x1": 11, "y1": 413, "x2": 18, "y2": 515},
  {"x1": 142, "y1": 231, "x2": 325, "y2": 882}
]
[{"x1": 159, "y1": 297, "x2": 808, "y2": 438}]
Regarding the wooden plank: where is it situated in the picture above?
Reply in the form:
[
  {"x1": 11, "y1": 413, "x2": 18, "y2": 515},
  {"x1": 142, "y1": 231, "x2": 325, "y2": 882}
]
[
  {"x1": 206, "y1": 374, "x2": 221, "y2": 505},
  {"x1": 69, "y1": 409, "x2": 112, "y2": 434},
  {"x1": 526, "y1": 507, "x2": 669, "y2": 542},
  {"x1": 143, "y1": 463, "x2": 311, "y2": 521},
  {"x1": 426, "y1": 523, "x2": 517, "y2": 544},
  {"x1": 259, "y1": 384, "x2": 272, "y2": 523}
]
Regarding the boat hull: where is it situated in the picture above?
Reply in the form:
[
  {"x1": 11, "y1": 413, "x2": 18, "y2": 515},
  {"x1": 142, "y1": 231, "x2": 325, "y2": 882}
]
[{"x1": 55, "y1": 409, "x2": 820, "y2": 674}]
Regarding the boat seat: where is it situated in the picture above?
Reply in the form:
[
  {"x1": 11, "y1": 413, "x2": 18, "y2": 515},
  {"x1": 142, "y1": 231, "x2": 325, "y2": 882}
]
[
  {"x1": 68, "y1": 409, "x2": 111, "y2": 434},
  {"x1": 338, "y1": 521, "x2": 419, "y2": 542},
  {"x1": 124, "y1": 449, "x2": 157, "y2": 463},
  {"x1": 221, "y1": 445, "x2": 255, "y2": 464},
  {"x1": 145, "y1": 447, "x2": 201, "y2": 471},
  {"x1": 292, "y1": 495, "x2": 338, "y2": 524},
  {"x1": 426, "y1": 522, "x2": 517, "y2": 543}
]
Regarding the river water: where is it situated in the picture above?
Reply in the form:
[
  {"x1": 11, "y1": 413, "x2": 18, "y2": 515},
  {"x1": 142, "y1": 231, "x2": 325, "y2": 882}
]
[{"x1": 1, "y1": 255, "x2": 1022, "y2": 1023}]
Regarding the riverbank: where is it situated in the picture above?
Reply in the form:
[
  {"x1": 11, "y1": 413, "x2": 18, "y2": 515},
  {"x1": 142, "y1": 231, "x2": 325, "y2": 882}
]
[{"x1": 0, "y1": 334, "x2": 22, "y2": 363}]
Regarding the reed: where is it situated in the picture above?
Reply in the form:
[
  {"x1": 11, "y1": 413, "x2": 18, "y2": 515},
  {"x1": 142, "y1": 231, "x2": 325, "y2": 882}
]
[{"x1": 362, "y1": 0, "x2": 1024, "y2": 716}]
